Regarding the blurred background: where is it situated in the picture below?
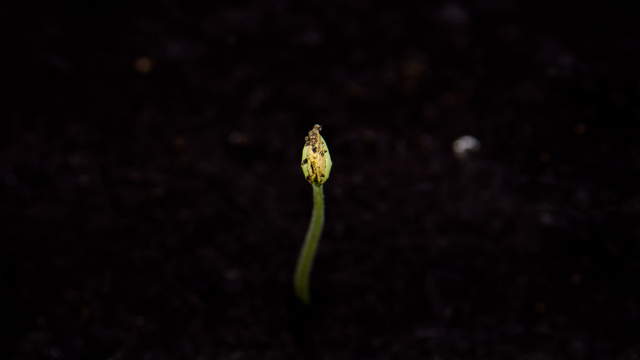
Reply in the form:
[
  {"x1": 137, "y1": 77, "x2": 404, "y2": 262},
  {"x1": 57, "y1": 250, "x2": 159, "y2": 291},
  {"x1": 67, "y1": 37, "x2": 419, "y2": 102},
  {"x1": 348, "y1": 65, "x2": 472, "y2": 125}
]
[{"x1": 6, "y1": 1, "x2": 640, "y2": 359}]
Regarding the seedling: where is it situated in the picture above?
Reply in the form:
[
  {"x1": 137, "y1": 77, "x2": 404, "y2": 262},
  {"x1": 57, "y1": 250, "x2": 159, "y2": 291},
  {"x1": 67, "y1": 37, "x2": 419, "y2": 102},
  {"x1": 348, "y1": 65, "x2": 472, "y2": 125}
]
[{"x1": 294, "y1": 124, "x2": 332, "y2": 304}]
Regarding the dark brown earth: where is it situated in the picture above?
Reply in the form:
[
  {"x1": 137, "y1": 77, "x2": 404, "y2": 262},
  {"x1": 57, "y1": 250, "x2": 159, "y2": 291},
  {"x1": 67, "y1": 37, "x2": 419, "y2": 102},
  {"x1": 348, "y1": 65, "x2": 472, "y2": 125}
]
[{"x1": 6, "y1": 2, "x2": 640, "y2": 359}]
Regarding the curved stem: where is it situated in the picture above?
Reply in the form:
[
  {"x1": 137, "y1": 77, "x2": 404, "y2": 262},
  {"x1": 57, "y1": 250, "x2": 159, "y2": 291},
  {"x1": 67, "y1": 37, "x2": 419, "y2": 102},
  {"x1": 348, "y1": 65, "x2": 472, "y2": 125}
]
[{"x1": 294, "y1": 184, "x2": 325, "y2": 304}]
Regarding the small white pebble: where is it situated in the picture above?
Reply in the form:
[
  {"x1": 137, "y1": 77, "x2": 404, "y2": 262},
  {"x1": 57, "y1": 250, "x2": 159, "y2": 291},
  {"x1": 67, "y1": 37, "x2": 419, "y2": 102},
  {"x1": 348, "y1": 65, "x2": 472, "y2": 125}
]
[{"x1": 452, "y1": 135, "x2": 480, "y2": 158}]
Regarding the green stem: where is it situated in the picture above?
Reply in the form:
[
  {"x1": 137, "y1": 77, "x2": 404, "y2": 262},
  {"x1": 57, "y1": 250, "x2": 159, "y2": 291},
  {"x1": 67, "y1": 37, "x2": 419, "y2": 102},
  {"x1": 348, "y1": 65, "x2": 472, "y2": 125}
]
[{"x1": 294, "y1": 183, "x2": 325, "y2": 304}]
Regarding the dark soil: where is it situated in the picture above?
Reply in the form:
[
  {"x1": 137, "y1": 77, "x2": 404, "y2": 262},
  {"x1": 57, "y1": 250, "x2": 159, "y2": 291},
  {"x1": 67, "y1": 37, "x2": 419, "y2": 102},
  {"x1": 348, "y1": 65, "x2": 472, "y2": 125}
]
[{"x1": 6, "y1": 2, "x2": 640, "y2": 359}]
